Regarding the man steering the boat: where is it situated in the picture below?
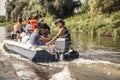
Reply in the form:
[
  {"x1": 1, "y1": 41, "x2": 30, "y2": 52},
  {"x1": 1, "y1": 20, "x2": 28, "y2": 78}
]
[{"x1": 46, "y1": 18, "x2": 71, "y2": 46}]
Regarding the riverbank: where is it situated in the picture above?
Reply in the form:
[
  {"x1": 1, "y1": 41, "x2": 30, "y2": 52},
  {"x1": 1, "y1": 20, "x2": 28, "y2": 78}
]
[
  {"x1": 65, "y1": 11, "x2": 120, "y2": 37},
  {"x1": 1, "y1": 11, "x2": 120, "y2": 38},
  {"x1": 43, "y1": 11, "x2": 120, "y2": 38}
]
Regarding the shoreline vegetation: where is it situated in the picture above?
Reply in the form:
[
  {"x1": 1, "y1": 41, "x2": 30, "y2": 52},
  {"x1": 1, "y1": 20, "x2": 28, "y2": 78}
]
[
  {"x1": 1, "y1": 11, "x2": 120, "y2": 38},
  {"x1": 65, "y1": 11, "x2": 120, "y2": 38},
  {"x1": 0, "y1": 0, "x2": 120, "y2": 38}
]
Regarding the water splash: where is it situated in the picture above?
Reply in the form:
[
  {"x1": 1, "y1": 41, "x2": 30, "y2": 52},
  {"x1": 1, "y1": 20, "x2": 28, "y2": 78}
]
[{"x1": 50, "y1": 66, "x2": 73, "y2": 80}]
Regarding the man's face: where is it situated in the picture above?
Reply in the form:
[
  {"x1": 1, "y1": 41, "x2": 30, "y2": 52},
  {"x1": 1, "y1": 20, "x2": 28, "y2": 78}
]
[
  {"x1": 56, "y1": 22, "x2": 63, "y2": 27},
  {"x1": 35, "y1": 28, "x2": 39, "y2": 33},
  {"x1": 41, "y1": 28, "x2": 46, "y2": 34},
  {"x1": 45, "y1": 29, "x2": 50, "y2": 34}
]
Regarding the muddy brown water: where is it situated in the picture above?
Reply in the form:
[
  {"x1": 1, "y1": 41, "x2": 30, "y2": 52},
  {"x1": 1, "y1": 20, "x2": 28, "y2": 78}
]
[{"x1": 0, "y1": 27, "x2": 120, "y2": 80}]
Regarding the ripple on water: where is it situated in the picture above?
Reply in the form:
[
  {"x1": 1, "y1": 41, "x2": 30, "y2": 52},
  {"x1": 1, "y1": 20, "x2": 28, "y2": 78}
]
[
  {"x1": 50, "y1": 59, "x2": 120, "y2": 80},
  {"x1": 1, "y1": 44, "x2": 120, "y2": 80}
]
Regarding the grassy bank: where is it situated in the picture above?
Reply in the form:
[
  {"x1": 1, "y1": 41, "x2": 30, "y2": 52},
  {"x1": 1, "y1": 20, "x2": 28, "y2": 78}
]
[
  {"x1": 1, "y1": 11, "x2": 120, "y2": 38},
  {"x1": 65, "y1": 11, "x2": 120, "y2": 37}
]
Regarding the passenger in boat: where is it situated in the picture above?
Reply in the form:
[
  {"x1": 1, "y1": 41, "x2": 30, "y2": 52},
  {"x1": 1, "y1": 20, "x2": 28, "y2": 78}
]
[
  {"x1": 39, "y1": 23, "x2": 51, "y2": 38},
  {"x1": 29, "y1": 14, "x2": 38, "y2": 32},
  {"x1": 25, "y1": 17, "x2": 31, "y2": 34},
  {"x1": 46, "y1": 18, "x2": 71, "y2": 45},
  {"x1": 29, "y1": 26, "x2": 50, "y2": 46},
  {"x1": 37, "y1": 18, "x2": 44, "y2": 27},
  {"x1": 11, "y1": 17, "x2": 25, "y2": 40}
]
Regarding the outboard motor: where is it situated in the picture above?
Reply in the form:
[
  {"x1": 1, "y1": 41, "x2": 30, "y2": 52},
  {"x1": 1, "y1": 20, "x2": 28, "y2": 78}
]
[
  {"x1": 54, "y1": 38, "x2": 79, "y2": 61},
  {"x1": 64, "y1": 49, "x2": 79, "y2": 61},
  {"x1": 55, "y1": 38, "x2": 69, "y2": 52}
]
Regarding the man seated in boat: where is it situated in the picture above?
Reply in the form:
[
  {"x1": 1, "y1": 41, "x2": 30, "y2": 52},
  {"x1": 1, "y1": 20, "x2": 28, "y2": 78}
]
[
  {"x1": 29, "y1": 14, "x2": 38, "y2": 32},
  {"x1": 39, "y1": 23, "x2": 51, "y2": 38},
  {"x1": 37, "y1": 18, "x2": 44, "y2": 27},
  {"x1": 11, "y1": 17, "x2": 25, "y2": 40},
  {"x1": 29, "y1": 26, "x2": 50, "y2": 46},
  {"x1": 25, "y1": 17, "x2": 31, "y2": 35}
]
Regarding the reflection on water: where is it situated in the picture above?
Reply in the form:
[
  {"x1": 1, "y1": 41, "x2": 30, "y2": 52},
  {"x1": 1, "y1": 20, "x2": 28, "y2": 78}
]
[
  {"x1": 71, "y1": 32, "x2": 120, "y2": 51},
  {"x1": 0, "y1": 27, "x2": 120, "y2": 80},
  {"x1": 71, "y1": 32, "x2": 120, "y2": 64}
]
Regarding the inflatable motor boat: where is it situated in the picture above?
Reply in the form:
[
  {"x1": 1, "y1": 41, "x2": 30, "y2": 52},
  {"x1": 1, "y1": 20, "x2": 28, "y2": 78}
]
[{"x1": 3, "y1": 38, "x2": 79, "y2": 62}]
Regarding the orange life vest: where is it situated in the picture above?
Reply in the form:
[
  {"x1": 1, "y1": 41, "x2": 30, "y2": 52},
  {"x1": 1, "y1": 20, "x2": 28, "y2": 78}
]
[{"x1": 29, "y1": 19, "x2": 37, "y2": 31}]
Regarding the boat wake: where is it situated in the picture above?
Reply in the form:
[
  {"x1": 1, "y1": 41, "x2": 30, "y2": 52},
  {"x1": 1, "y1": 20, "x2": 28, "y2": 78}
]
[
  {"x1": 1, "y1": 42, "x2": 120, "y2": 80},
  {"x1": 50, "y1": 58, "x2": 120, "y2": 80}
]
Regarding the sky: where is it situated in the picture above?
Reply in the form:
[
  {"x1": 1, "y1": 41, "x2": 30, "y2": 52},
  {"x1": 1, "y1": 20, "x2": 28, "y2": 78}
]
[{"x1": 0, "y1": 0, "x2": 6, "y2": 15}]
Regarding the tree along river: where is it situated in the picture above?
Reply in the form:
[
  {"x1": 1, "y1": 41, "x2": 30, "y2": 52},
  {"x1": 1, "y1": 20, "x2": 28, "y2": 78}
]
[{"x1": 0, "y1": 27, "x2": 120, "y2": 80}]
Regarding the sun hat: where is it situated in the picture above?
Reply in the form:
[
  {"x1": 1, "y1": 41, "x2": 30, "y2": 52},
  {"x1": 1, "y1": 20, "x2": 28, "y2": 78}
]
[{"x1": 54, "y1": 18, "x2": 65, "y2": 25}]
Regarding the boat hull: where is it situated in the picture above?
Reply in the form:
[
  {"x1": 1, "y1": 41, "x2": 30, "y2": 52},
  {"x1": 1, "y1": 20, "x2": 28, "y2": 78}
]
[{"x1": 4, "y1": 40, "x2": 79, "y2": 62}]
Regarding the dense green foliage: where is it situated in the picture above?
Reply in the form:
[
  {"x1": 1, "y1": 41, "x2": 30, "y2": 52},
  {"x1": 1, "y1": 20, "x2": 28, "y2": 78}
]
[
  {"x1": 0, "y1": 16, "x2": 6, "y2": 23},
  {"x1": 4, "y1": 0, "x2": 120, "y2": 21},
  {"x1": 90, "y1": 0, "x2": 120, "y2": 13},
  {"x1": 65, "y1": 10, "x2": 120, "y2": 37},
  {"x1": 5, "y1": 0, "x2": 80, "y2": 21},
  {"x1": 1, "y1": 0, "x2": 120, "y2": 37}
]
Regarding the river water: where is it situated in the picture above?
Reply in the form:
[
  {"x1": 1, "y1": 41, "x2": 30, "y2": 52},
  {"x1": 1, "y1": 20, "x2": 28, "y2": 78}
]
[{"x1": 0, "y1": 27, "x2": 120, "y2": 80}]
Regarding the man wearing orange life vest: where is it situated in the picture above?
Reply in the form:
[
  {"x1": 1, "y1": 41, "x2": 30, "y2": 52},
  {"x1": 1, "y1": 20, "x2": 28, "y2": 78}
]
[{"x1": 29, "y1": 14, "x2": 38, "y2": 32}]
